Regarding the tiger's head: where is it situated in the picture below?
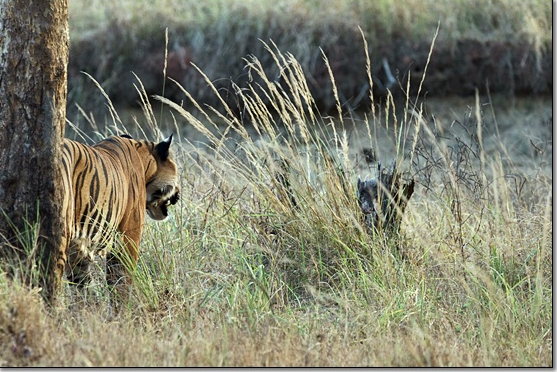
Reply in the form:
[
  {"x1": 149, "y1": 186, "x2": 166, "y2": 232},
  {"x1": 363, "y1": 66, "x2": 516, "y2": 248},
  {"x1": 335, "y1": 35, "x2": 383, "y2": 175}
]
[{"x1": 145, "y1": 134, "x2": 180, "y2": 220}]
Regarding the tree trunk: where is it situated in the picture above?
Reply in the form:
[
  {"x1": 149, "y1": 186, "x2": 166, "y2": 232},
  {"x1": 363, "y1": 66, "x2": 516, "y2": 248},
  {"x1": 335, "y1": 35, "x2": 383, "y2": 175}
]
[{"x1": 0, "y1": 0, "x2": 69, "y2": 302}]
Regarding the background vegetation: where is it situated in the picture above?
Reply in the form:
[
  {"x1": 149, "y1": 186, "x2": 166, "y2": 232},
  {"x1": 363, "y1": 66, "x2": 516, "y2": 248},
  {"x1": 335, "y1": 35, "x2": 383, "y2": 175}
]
[
  {"x1": 66, "y1": 0, "x2": 551, "y2": 120},
  {"x1": 0, "y1": 0, "x2": 552, "y2": 367}
]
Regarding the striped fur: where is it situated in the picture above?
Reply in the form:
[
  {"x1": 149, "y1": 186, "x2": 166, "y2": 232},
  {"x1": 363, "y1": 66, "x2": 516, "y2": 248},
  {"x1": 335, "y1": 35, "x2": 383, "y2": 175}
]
[{"x1": 57, "y1": 134, "x2": 179, "y2": 291}]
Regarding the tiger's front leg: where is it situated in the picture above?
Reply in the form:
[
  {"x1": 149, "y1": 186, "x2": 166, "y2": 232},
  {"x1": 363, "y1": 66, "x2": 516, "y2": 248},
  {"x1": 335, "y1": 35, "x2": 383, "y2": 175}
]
[
  {"x1": 66, "y1": 238, "x2": 105, "y2": 306},
  {"x1": 107, "y1": 198, "x2": 145, "y2": 307},
  {"x1": 106, "y1": 232, "x2": 140, "y2": 304},
  {"x1": 67, "y1": 238, "x2": 94, "y2": 288}
]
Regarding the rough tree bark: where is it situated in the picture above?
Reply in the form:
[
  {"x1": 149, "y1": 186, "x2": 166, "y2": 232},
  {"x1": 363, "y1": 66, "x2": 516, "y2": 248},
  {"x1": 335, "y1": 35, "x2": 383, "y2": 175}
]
[{"x1": 0, "y1": 0, "x2": 69, "y2": 302}]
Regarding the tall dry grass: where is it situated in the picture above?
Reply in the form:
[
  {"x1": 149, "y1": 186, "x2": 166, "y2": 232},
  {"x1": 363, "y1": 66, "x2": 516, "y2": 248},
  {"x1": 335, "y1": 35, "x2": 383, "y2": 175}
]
[{"x1": 0, "y1": 30, "x2": 552, "y2": 366}]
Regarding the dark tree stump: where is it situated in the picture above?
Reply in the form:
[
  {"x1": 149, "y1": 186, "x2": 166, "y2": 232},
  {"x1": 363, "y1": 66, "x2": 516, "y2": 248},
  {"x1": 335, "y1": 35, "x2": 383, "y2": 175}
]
[
  {"x1": 357, "y1": 159, "x2": 415, "y2": 234},
  {"x1": 0, "y1": 0, "x2": 69, "y2": 303}
]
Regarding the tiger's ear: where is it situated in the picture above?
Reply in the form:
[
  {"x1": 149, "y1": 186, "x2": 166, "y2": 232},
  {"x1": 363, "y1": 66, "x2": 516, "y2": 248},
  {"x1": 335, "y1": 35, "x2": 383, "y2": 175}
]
[{"x1": 155, "y1": 134, "x2": 173, "y2": 161}]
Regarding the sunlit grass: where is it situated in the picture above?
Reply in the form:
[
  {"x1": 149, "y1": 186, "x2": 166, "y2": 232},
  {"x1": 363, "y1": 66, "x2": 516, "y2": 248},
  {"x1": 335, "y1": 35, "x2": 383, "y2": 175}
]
[{"x1": 0, "y1": 25, "x2": 552, "y2": 367}]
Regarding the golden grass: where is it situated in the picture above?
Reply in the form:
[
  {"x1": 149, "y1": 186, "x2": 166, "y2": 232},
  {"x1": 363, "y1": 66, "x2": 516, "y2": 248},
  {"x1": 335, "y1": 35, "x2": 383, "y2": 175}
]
[{"x1": 0, "y1": 31, "x2": 552, "y2": 366}]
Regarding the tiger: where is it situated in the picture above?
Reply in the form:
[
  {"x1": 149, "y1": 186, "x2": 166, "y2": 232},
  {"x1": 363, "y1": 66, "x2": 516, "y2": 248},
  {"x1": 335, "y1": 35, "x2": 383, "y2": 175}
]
[{"x1": 56, "y1": 134, "x2": 180, "y2": 298}]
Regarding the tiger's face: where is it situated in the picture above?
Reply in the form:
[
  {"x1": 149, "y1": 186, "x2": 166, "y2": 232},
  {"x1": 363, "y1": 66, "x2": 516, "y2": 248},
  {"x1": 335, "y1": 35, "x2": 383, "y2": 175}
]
[{"x1": 145, "y1": 135, "x2": 180, "y2": 221}]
